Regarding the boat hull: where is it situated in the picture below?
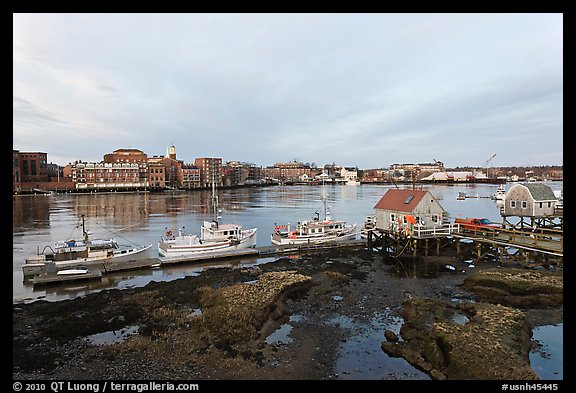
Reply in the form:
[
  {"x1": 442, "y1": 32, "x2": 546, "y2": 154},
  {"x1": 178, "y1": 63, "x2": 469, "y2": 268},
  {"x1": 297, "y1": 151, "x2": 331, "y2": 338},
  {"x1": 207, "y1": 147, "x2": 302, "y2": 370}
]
[
  {"x1": 270, "y1": 231, "x2": 356, "y2": 246},
  {"x1": 158, "y1": 229, "x2": 257, "y2": 258}
]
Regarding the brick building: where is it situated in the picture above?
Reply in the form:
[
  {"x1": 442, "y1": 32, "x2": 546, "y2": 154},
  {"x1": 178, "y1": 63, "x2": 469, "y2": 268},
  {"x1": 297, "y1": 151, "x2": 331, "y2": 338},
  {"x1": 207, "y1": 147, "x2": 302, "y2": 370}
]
[{"x1": 194, "y1": 158, "x2": 223, "y2": 188}]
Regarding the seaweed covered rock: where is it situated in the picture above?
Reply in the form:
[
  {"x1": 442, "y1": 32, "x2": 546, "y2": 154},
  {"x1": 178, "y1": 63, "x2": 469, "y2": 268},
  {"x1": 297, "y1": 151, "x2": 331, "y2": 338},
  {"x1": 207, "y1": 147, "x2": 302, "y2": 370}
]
[
  {"x1": 461, "y1": 268, "x2": 563, "y2": 307},
  {"x1": 381, "y1": 298, "x2": 538, "y2": 380}
]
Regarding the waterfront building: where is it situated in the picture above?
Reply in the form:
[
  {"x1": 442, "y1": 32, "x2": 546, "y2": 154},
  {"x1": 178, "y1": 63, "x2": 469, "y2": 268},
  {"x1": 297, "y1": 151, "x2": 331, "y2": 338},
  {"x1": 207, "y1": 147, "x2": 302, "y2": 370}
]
[
  {"x1": 13, "y1": 150, "x2": 49, "y2": 183},
  {"x1": 502, "y1": 183, "x2": 558, "y2": 218},
  {"x1": 194, "y1": 158, "x2": 223, "y2": 187},
  {"x1": 263, "y1": 161, "x2": 318, "y2": 182},
  {"x1": 13, "y1": 150, "x2": 21, "y2": 184},
  {"x1": 361, "y1": 168, "x2": 390, "y2": 183},
  {"x1": 181, "y1": 163, "x2": 201, "y2": 189},
  {"x1": 390, "y1": 162, "x2": 444, "y2": 174},
  {"x1": 104, "y1": 148, "x2": 148, "y2": 164},
  {"x1": 12, "y1": 150, "x2": 75, "y2": 193},
  {"x1": 103, "y1": 148, "x2": 148, "y2": 186},
  {"x1": 373, "y1": 189, "x2": 446, "y2": 234},
  {"x1": 339, "y1": 166, "x2": 359, "y2": 183},
  {"x1": 72, "y1": 161, "x2": 148, "y2": 190},
  {"x1": 147, "y1": 157, "x2": 167, "y2": 189}
]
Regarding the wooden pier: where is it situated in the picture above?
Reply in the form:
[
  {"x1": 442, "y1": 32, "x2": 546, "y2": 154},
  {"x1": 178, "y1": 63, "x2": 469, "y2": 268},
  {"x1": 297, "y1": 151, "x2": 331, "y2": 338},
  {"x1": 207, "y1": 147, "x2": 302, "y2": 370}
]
[
  {"x1": 366, "y1": 223, "x2": 563, "y2": 266},
  {"x1": 27, "y1": 221, "x2": 562, "y2": 287}
]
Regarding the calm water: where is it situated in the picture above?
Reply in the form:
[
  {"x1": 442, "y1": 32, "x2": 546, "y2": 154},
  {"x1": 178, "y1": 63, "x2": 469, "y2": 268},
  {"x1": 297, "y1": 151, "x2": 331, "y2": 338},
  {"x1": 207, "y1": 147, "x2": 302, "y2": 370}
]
[{"x1": 12, "y1": 182, "x2": 563, "y2": 379}]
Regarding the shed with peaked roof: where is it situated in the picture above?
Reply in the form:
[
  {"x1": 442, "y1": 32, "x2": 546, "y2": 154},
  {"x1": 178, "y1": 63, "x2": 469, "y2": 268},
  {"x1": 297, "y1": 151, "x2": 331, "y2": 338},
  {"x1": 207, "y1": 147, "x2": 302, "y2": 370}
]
[
  {"x1": 373, "y1": 189, "x2": 446, "y2": 233},
  {"x1": 502, "y1": 183, "x2": 558, "y2": 218}
]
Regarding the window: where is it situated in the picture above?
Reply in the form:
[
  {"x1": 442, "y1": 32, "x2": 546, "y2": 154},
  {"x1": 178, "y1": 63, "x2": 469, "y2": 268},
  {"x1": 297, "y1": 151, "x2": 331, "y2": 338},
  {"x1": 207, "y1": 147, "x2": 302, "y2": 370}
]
[
  {"x1": 404, "y1": 195, "x2": 414, "y2": 204},
  {"x1": 510, "y1": 200, "x2": 516, "y2": 208},
  {"x1": 390, "y1": 213, "x2": 396, "y2": 223},
  {"x1": 539, "y1": 202, "x2": 543, "y2": 208},
  {"x1": 521, "y1": 201, "x2": 527, "y2": 209}
]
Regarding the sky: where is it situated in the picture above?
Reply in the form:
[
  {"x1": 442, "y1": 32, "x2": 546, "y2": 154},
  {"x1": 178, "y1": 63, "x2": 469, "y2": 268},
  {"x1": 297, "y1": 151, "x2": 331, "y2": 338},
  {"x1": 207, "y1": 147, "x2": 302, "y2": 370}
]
[{"x1": 13, "y1": 13, "x2": 563, "y2": 169}]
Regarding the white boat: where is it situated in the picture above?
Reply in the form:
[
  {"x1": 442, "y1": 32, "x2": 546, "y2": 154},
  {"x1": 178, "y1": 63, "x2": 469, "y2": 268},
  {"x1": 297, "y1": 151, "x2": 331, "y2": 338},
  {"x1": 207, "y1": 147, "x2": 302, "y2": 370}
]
[
  {"x1": 360, "y1": 215, "x2": 376, "y2": 239},
  {"x1": 158, "y1": 222, "x2": 257, "y2": 258},
  {"x1": 23, "y1": 215, "x2": 153, "y2": 278},
  {"x1": 493, "y1": 184, "x2": 506, "y2": 201},
  {"x1": 157, "y1": 177, "x2": 257, "y2": 258},
  {"x1": 271, "y1": 183, "x2": 356, "y2": 245}
]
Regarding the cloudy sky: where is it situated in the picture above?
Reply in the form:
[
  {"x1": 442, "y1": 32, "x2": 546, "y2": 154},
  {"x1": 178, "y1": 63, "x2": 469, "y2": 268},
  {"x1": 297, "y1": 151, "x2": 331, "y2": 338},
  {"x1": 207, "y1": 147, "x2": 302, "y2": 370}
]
[{"x1": 13, "y1": 13, "x2": 562, "y2": 169}]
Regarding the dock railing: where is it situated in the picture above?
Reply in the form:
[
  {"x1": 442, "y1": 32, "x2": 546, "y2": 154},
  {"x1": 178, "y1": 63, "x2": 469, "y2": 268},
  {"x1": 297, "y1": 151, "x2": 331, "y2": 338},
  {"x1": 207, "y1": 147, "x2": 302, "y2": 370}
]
[{"x1": 411, "y1": 223, "x2": 459, "y2": 238}]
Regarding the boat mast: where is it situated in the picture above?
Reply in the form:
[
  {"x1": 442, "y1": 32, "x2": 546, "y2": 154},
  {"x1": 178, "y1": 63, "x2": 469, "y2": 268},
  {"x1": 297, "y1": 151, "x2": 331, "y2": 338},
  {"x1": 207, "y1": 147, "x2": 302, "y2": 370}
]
[
  {"x1": 322, "y1": 173, "x2": 331, "y2": 221},
  {"x1": 80, "y1": 215, "x2": 89, "y2": 242},
  {"x1": 211, "y1": 160, "x2": 221, "y2": 222}
]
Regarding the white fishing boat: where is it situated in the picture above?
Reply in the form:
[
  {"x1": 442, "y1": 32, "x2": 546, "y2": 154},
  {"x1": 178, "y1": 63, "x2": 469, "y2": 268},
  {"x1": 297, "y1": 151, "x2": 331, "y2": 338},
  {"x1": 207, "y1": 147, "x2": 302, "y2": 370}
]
[
  {"x1": 157, "y1": 175, "x2": 257, "y2": 258},
  {"x1": 271, "y1": 182, "x2": 356, "y2": 245},
  {"x1": 22, "y1": 215, "x2": 153, "y2": 278},
  {"x1": 360, "y1": 215, "x2": 376, "y2": 239}
]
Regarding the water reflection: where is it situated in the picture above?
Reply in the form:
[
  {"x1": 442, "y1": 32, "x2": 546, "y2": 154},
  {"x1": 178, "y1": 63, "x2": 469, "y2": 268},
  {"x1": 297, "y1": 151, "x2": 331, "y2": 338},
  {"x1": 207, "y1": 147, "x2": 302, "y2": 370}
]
[
  {"x1": 13, "y1": 181, "x2": 562, "y2": 303},
  {"x1": 333, "y1": 309, "x2": 430, "y2": 380},
  {"x1": 530, "y1": 323, "x2": 563, "y2": 380}
]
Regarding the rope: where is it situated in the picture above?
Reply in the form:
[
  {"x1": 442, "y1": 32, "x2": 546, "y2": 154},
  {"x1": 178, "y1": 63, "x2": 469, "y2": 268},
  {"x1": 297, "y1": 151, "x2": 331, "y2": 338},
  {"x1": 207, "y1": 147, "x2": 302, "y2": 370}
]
[
  {"x1": 394, "y1": 238, "x2": 411, "y2": 258},
  {"x1": 84, "y1": 217, "x2": 145, "y2": 247}
]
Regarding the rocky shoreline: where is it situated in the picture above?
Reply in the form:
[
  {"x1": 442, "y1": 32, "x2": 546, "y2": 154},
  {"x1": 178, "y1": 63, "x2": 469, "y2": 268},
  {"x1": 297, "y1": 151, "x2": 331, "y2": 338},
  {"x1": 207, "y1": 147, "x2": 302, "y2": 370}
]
[{"x1": 13, "y1": 248, "x2": 563, "y2": 380}]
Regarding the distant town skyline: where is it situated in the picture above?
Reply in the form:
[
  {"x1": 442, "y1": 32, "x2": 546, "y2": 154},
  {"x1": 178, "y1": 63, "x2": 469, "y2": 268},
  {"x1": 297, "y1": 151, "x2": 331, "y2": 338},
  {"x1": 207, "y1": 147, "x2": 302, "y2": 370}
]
[{"x1": 13, "y1": 13, "x2": 563, "y2": 168}]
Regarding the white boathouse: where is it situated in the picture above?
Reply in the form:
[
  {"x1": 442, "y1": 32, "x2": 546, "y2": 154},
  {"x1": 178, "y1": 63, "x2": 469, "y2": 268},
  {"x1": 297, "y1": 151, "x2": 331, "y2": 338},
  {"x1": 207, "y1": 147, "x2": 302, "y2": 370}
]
[{"x1": 373, "y1": 189, "x2": 452, "y2": 238}]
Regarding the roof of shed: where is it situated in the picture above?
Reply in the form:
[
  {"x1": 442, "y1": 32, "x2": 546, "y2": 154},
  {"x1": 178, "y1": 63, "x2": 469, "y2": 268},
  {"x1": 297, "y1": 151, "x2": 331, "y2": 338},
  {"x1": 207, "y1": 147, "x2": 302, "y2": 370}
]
[
  {"x1": 374, "y1": 189, "x2": 428, "y2": 213},
  {"x1": 518, "y1": 183, "x2": 558, "y2": 201}
]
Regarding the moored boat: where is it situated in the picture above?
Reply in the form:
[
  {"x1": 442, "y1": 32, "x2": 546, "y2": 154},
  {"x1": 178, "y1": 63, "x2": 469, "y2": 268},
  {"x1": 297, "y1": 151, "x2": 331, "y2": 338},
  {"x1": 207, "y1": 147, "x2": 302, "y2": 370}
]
[
  {"x1": 158, "y1": 222, "x2": 257, "y2": 258},
  {"x1": 157, "y1": 176, "x2": 257, "y2": 258},
  {"x1": 271, "y1": 182, "x2": 356, "y2": 245},
  {"x1": 22, "y1": 215, "x2": 153, "y2": 279}
]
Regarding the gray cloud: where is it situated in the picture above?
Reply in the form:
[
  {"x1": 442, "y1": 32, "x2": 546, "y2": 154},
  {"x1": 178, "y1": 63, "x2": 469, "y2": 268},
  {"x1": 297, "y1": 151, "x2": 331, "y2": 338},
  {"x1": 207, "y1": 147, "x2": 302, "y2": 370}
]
[{"x1": 13, "y1": 13, "x2": 563, "y2": 168}]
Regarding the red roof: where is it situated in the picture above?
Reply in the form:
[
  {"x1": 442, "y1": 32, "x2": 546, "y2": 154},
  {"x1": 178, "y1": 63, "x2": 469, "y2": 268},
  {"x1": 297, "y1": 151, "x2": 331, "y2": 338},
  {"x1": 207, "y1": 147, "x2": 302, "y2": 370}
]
[{"x1": 373, "y1": 189, "x2": 427, "y2": 213}]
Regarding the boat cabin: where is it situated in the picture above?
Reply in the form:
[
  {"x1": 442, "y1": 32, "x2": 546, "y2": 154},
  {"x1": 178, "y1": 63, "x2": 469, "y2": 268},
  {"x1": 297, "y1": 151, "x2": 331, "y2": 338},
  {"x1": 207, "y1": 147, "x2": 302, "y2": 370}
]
[
  {"x1": 201, "y1": 221, "x2": 243, "y2": 241},
  {"x1": 373, "y1": 189, "x2": 446, "y2": 234},
  {"x1": 502, "y1": 183, "x2": 558, "y2": 218}
]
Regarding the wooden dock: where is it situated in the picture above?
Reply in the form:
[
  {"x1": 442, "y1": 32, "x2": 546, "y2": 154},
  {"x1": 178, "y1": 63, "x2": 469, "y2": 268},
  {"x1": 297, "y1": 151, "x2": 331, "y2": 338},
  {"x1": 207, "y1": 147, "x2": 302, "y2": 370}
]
[
  {"x1": 160, "y1": 239, "x2": 367, "y2": 264},
  {"x1": 29, "y1": 239, "x2": 368, "y2": 286},
  {"x1": 451, "y1": 227, "x2": 563, "y2": 257},
  {"x1": 160, "y1": 248, "x2": 259, "y2": 265}
]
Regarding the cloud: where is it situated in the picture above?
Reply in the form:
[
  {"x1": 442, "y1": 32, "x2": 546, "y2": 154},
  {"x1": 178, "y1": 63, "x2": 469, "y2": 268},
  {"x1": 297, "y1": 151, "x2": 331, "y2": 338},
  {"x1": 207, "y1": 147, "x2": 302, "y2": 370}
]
[{"x1": 13, "y1": 13, "x2": 563, "y2": 168}]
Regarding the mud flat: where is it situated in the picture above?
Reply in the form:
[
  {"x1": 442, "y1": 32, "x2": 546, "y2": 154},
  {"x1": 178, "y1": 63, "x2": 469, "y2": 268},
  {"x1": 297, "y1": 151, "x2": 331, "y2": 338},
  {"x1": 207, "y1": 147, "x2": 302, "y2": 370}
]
[{"x1": 12, "y1": 248, "x2": 563, "y2": 380}]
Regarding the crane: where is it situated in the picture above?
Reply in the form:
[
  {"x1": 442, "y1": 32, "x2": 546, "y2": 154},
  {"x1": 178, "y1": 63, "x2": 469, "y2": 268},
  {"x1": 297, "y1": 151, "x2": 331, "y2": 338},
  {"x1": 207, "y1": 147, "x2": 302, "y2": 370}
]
[
  {"x1": 477, "y1": 154, "x2": 496, "y2": 178},
  {"x1": 483, "y1": 154, "x2": 496, "y2": 168}
]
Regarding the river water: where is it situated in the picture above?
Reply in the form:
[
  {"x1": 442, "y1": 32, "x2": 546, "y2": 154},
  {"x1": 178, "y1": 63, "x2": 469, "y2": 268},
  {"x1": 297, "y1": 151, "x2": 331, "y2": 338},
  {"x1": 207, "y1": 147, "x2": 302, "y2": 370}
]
[{"x1": 12, "y1": 181, "x2": 563, "y2": 379}]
